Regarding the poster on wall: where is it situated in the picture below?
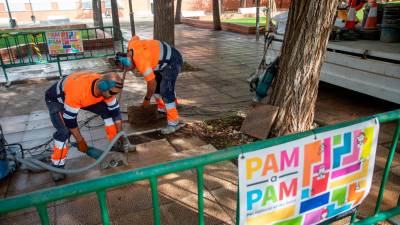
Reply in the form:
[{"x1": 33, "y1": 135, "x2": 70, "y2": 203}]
[
  {"x1": 46, "y1": 31, "x2": 84, "y2": 56},
  {"x1": 238, "y1": 118, "x2": 379, "y2": 225}
]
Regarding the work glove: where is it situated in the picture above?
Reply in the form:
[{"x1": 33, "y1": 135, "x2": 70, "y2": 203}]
[
  {"x1": 142, "y1": 97, "x2": 150, "y2": 108},
  {"x1": 77, "y1": 139, "x2": 88, "y2": 153}
]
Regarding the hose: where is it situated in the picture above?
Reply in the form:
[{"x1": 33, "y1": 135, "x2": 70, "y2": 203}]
[{"x1": 12, "y1": 131, "x2": 127, "y2": 175}]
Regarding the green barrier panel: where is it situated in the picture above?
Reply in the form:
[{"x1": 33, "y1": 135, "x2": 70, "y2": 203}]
[
  {"x1": 0, "y1": 26, "x2": 124, "y2": 86},
  {"x1": 0, "y1": 109, "x2": 399, "y2": 224}
]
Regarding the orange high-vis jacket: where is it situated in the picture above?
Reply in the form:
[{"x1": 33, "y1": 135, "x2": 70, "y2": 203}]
[
  {"x1": 61, "y1": 71, "x2": 119, "y2": 128},
  {"x1": 127, "y1": 36, "x2": 169, "y2": 82}
]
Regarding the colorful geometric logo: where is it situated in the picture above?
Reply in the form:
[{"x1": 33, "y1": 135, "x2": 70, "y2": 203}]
[{"x1": 239, "y1": 119, "x2": 379, "y2": 225}]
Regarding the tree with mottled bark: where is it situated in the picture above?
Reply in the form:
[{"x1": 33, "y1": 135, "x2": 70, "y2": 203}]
[
  {"x1": 175, "y1": 0, "x2": 182, "y2": 24},
  {"x1": 128, "y1": 0, "x2": 135, "y2": 36},
  {"x1": 111, "y1": 0, "x2": 121, "y2": 41},
  {"x1": 212, "y1": 0, "x2": 222, "y2": 30},
  {"x1": 267, "y1": 0, "x2": 338, "y2": 136},
  {"x1": 154, "y1": 0, "x2": 175, "y2": 45},
  {"x1": 92, "y1": 0, "x2": 103, "y2": 28}
]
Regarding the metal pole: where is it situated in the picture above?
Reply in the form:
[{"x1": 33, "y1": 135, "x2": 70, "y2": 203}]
[
  {"x1": 57, "y1": 56, "x2": 62, "y2": 78},
  {"x1": 5, "y1": 0, "x2": 15, "y2": 28},
  {"x1": 28, "y1": 0, "x2": 35, "y2": 23},
  {"x1": 256, "y1": 0, "x2": 260, "y2": 41},
  {"x1": 128, "y1": 0, "x2": 136, "y2": 36}
]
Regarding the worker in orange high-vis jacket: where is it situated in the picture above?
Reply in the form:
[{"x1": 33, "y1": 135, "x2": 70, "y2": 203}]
[
  {"x1": 114, "y1": 35, "x2": 183, "y2": 134},
  {"x1": 44, "y1": 71, "x2": 123, "y2": 181}
]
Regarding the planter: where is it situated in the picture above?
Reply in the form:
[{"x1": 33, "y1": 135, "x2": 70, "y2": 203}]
[
  {"x1": 181, "y1": 18, "x2": 214, "y2": 29},
  {"x1": 83, "y1": 38, "x2": 114, "y2": 50}
]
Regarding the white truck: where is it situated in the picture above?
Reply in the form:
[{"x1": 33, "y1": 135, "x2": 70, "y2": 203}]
[{"x1": 270, "y1": 37, "x2": 400, "y2": 104}]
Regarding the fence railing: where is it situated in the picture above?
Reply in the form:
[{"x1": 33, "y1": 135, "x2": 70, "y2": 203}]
[
  {"x1": 0, "y1": 26, "x2": 124, "y2": 85},
  {"x1": 0, "y1": 109, "x2": 399, "y2": 225}
]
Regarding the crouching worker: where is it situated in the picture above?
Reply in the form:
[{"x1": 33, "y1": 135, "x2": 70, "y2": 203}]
[
  {"x1": 45, "y1": 71, "x2": 123, "y2": 181},
  {"x1": 114, "y1": 35, "x2": 183, "y2": 134}
]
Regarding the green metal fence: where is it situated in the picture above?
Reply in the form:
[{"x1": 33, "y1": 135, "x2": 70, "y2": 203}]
[
  {"x1": 0, "y1": 26, "x2": 124, "y2": 86},
  {"x1": 0, "y1": 109, "x2": 399, "y2": 225}
]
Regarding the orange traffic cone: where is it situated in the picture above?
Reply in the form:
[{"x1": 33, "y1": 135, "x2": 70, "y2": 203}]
[
  {"x1": 364, "y1": 0, "x2": 378, "y2": 30},
  {"x1": 345, "y1": 0, "x2": 357, "y2": 29}
]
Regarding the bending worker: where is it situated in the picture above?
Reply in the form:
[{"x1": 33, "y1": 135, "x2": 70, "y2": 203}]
[
  {"x1": 115, "y1": 35, "x2": 183, "y2": 134},
  {"x1": 44, "y1": 71, "x2": 123, "y2": 181}
]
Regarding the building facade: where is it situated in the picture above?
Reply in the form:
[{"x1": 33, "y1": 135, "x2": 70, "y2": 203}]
[{"x1": 0, "y1": 0, "x2": 291, "y2": 24}]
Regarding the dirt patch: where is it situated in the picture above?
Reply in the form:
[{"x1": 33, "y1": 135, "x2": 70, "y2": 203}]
[
  {"x1": 127, "y1": 104, "x2": 158, "y2": 126},
  {"x1": 187, "y1": 113, "x2": 254, "y2": 149}
]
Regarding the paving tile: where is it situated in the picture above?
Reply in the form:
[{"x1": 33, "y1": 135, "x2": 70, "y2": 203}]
[
  {"x1": 55, "y1": 193, "x2": 103, "y2": 225},
  {"x1": 357, "y1": 169, "x2": 400, "y2": 218},
  {"x1": 167, "y1": 134, "x2": 207, "y2": 152},
  {"x1": 159, "y1": 189, "x2": 234, "y2": 225},
  {"x1": 6, "y1": 171, "x2": 55, "y2": 197},
  {"x1": 28, "y1": 110, "x2": 50, "y2": 122},
  {"x1": 1, "y1": 122, "x2": 26, "y2": 135},
  {"x1": 0, "y1": 206, "x2": 56, "y2": 225},
  {"x1": 0, "y1": 176, "x2": 10, "y2": 199},
  {"x1": 113, "y1": 189, "x2": 233, "y2": 225},
  {"x1": 3, "y1": 132, "x2": 24, "y2": 144},
  {"x1": 374, "y1": 145, "x2": 400, "y2": 172},
  {"x1": 21, "y1": 127, "x2": 54, "y2": 143},
  {"x1": 209, "y1": 182, "x2": 238, "y2": 223},
  {"x1": 125, "y1": 139, "x2": 177, "y2": 167},
  {"x1": 25, "y1": 118, "x2": 53, "y2": 131},
  {"x1": 240, "y1": 104, "x2": 279, "y2": 139},
  {"x1": 107, "y1": 181, "x2": 153, "y2": 219},
  {"x1": 0, "y1": 115, "x2": 29, "y2": 126}
]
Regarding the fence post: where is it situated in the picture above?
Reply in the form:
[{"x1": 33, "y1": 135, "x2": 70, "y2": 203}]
[
  {"x1": 197, "y1": 166, "x2": 205, "y2": 225},
  {"x1": 150, "y1": 177, "x2": 161, "y2": 225},
  {"x1": 97, "y1": 190, "x2": 111, "y2": 225},
  {"x1": 0, "y1": 56, "x2": 10, "y2": 87},
  {"x1": 36, "y1": 204, "x2": 50, "y2": 225},
  {"x1": 375, "y1": 119, "x2": 400, "y2": 214},
  {"x1": 56, "y1": 56, "x2": 62, "y2": 78}
]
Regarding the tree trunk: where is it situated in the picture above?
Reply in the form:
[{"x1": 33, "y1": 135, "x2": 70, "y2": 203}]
[
  {"x1": 267, "y1": 0, "x2": 338, "y2": 136},
  {"x1": 92, "y1": 0, "x2": 103, "y2": 28},
  {"x1": 128, "y1": 0, "x2": 136, "y2": 36},
  {"x1": 212, "y1": 0, "x2": 222, "y2": 30},
  {"x1": 255, "y1": 0, "x2": 260, "y2": 41},
  {"x1": 154, "y1": 0, "x2": 175, "y2": 45},
  {"x1": 270, "y1": 0, "x2": 277, "y2": 14},
  {"x1": 111, "y1": 0, "x2": 121, "y2": 41},
  {"x1": 175, "y1": 0, "x2": 182, "y2": 24},
  {"x1": 240, "y1": 0, "x2": 245, "y2": 8}
]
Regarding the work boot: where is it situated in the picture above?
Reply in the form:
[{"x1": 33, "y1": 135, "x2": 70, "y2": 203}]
[
  {"x1": 51, "y1": 164, "x2": 66, "y2": 182},
  {"x1": 161, "y1": 124, "x2": 181, "y2": 135}
]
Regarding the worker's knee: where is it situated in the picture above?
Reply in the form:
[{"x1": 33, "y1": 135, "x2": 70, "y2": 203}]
[
  {"x1": 53, "y1": 126, "x2": 70, "y2": 141},
  {"x1": 160, "y1": 81, "x2": 176, "y2": 102}
]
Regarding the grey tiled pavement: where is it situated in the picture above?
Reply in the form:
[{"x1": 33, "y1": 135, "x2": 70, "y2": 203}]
[{"x1": 0, "y1": 21, "x2": 399, "y2": 224}]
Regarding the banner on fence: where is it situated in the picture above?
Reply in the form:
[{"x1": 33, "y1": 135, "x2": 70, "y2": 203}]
[
  {"x1": 239, "y1": 118, "x2": 379, "y2": 225},
  {"x1": 46, "y1": 31, "x2": 84, "y2": 56}
]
